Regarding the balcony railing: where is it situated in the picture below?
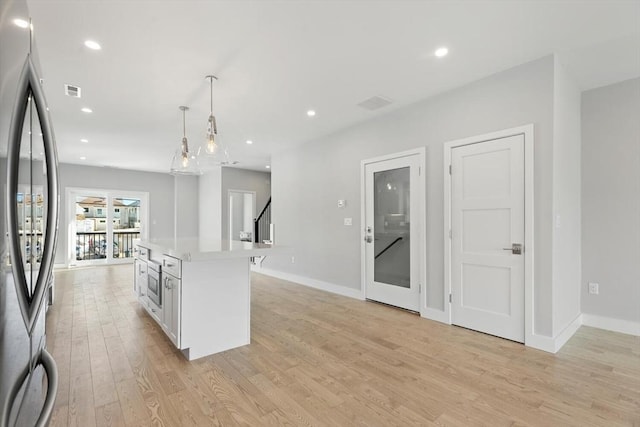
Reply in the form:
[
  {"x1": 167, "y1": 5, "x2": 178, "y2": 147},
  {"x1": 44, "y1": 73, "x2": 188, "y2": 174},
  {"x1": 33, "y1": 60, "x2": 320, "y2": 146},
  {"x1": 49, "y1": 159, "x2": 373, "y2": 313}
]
[{"x1": 76, "y1": 230, "x2": 140, "y2": 260}]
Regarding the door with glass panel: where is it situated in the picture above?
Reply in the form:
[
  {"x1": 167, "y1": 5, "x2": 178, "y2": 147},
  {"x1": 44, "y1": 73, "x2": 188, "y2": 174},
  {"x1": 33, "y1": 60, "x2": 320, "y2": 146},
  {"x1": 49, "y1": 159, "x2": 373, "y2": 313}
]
[
  {"x1": 73, "y1": 194, "x2": 108, "y2": 263},
  {"x1": 70, "y1": 189, "x2": 146, "y2": 266},
  {"x1": 111, "y1": 197, "x2": 142, "y2": 259},
  {"x1": 364, "y1": 153, "x2": 421, "y2": 311}
]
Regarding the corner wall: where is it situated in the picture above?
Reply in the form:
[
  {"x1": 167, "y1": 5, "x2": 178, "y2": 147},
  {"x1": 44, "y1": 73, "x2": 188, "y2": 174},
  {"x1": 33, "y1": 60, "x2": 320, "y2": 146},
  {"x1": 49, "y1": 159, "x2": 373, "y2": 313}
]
[
  {"x1": 551, "y1": 58, "x2": 582, "y2": 337},
  {"x1": 267, "y1": 56, "x2": 556, "y2": 336},
  {"x1": 581, "y1": 78, "x2": 640, "y2": 327}
]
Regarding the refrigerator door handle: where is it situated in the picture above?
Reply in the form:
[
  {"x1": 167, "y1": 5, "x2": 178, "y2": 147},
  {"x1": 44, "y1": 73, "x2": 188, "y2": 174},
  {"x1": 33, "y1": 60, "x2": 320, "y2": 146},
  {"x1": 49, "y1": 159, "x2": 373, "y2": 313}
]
[
  {"x1": 0, "y1": 348, "x2": 58, "y2": 427},
  {"x1": 6, "y1": 54, "x2": 60, "y2": 335},
  {"x1": 36, "y1": 349, "x2": 58, "y2": 427}
]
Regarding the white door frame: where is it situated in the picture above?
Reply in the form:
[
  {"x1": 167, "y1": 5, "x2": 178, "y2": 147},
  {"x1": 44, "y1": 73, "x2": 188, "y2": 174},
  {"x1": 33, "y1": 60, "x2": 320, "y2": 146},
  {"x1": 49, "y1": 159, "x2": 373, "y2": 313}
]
[
  {"x1": 360, "y1": 147, "x2": 427, "y2": 313},
  {"x1": 66, "y1": 187, "x2": 149, "y2": 267},
  {"x1": 228, "y1": 189, "x2": 256, "y2": 241},
  {"x1": 443, "y1": 124, "x2": 534, "y2": 345}
]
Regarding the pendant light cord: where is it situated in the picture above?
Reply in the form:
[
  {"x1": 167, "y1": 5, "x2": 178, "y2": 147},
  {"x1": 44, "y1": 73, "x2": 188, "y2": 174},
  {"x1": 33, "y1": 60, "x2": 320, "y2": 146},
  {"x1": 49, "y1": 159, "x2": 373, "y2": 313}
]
[
  {"x1": 210, "y1": 76, "x2": 213, "y2": 114},
  {"x1": 182, "y1": 108, "x2": 186, "y2": 137}
]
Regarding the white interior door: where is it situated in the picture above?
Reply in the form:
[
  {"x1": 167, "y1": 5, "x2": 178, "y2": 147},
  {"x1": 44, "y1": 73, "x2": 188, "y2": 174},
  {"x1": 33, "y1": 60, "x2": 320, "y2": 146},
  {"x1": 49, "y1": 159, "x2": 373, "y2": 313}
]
[
  {"x1": 364, "y1": 154, "x2": 421, "y2": 311},
  {"x1": 450, "y1": 134, "x2": 525, "y2": 342}
]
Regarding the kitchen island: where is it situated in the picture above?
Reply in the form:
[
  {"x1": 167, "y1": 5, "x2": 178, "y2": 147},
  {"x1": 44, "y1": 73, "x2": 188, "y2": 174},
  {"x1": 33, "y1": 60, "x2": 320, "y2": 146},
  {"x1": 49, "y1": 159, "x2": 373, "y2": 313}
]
[{"x1": 133, "y1": 239, "x2": 281, "y2": 360}]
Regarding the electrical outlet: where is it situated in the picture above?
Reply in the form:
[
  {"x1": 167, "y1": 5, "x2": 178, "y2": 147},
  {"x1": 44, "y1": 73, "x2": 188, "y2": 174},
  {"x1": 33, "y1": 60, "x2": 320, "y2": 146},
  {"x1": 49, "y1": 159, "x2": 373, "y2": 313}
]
[
  {"x1": 588, "y1": 282, "x2": 599, "y2": 295},
  {"x1": 344, "y1": 218, "x2": 352, "y2": 226},
  {"x1": 291, "y1": 256, "x2": 295, "y2": 264}
]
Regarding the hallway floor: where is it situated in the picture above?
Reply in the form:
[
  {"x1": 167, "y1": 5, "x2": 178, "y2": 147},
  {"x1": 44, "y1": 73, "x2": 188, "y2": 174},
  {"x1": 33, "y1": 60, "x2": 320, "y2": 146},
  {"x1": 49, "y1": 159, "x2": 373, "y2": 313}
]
[{"x1": 47, "y1": 264, "x2": 639, "y2": 426}]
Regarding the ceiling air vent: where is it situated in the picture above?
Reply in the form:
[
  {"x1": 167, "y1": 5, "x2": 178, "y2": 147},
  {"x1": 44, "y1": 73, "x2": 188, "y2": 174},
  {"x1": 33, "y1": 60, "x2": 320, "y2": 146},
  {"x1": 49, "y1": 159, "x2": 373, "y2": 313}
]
[
  {"x1": 64, "y1": 84, "x2": 81, "y2": 98},
  {"x1": 357, "y1": 95, "x2": 392, "y2": 111}
]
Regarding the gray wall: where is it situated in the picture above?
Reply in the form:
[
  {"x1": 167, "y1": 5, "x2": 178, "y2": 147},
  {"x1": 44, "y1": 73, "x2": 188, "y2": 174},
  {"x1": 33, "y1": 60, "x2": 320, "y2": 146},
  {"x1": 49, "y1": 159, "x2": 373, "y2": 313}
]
[
  {"x1": 221, "y1": 167, "x2": 271, "y2": 241},
  {"x1": 56, "y1": 163, "x2": 175, "y2": 264},
  {"x1": 551, "y1": 59, "x2": 582, "y2": 336},
  {"x1": 267, "y1": 56, "x2": 557, "y2": 336},
  {"x1": 581, "y1": 78, "x2": 640, "y2": 323}
]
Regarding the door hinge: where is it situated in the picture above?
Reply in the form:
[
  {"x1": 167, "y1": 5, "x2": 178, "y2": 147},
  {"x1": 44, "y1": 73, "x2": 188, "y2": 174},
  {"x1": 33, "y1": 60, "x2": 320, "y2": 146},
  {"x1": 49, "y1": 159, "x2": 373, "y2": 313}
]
[
  {"x1": 449, "y1": 294, "x2": 452, "y2": 303},
  {"x1": 449, "y1": 164, "x2": 452, "y2": 175}
]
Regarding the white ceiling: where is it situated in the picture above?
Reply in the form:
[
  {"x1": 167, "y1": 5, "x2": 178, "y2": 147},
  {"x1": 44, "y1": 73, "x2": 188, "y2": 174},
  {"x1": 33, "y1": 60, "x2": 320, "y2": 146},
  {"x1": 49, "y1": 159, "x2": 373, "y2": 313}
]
[{"x1": 13, "y1": 0, "x2": 640, "y2": 173}]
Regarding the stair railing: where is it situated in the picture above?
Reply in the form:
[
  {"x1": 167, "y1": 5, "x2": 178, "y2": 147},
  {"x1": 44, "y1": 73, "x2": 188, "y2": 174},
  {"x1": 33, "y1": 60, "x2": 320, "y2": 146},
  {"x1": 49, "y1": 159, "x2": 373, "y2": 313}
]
[{"x1": 254, "y1": 197, "x2": 271, "y2": 244}]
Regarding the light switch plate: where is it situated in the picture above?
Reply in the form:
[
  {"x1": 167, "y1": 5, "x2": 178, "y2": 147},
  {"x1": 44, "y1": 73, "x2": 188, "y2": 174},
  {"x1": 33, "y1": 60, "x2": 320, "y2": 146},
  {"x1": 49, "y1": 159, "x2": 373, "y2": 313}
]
[{"x1": 344, "y1": 218, "x2": 352, "y2": 226}]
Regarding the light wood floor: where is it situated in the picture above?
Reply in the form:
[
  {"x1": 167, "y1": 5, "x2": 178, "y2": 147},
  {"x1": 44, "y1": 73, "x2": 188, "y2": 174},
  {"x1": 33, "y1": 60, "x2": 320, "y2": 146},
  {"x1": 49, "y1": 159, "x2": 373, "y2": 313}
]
[{"x1": 46, "y1": 264, "x2": 639, "y2": 426}]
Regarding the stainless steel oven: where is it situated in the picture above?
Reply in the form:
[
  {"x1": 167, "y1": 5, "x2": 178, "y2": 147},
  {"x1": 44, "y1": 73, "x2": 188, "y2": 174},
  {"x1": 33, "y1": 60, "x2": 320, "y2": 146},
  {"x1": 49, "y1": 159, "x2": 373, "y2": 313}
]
[{"x1": 147, "y1": 260, "x2": 162, "y2": 307}]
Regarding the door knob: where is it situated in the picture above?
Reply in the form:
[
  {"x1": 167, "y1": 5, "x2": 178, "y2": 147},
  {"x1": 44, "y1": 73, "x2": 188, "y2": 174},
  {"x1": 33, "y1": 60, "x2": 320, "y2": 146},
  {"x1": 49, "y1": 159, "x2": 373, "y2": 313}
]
[
  {"x1": 364, "y1": 235, "x2": 373, "y2": 243},
  {"x1": 502, "y1": 243, "x2": 523, "y2": 255}
]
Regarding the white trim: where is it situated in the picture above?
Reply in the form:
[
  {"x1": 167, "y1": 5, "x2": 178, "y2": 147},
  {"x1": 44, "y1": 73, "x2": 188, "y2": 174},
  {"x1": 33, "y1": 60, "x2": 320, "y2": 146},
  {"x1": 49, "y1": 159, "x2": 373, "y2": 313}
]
[
  {"x1": 360, "y1": 147, "x2": 426, "y2": 313},
  {"x1": 524, "y1": 333, "x2": 556, "y2": 353},
  {"x1": 582, "y1": 313, "x2": 640, "y2": 336},
  {"x1": 254, "y1": 267, "x2": 365, "y2": 300},
  {"x1": 227, "y1": 189, "x2": 257, "y2": 241},
  {"x1": 524, "y1": 315, "x2": 580, "y2": 354},
  {"x1": 552, "y1": 314, "x2": 583, "y2": 351},
  {"x1": 66, "y1": 186, "x2": 149, "y2": 268},
  {"x1": 421, "y1": 307, "x2": 449, "y2": 324},
  {"x1": 443, "y1": 124, "x2": 535, "y2": 345}
]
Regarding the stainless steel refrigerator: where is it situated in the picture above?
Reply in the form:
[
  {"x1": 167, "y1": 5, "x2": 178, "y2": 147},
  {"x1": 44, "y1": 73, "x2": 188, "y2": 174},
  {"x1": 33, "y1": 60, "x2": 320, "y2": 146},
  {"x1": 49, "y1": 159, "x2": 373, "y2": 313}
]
[{"x1": 1, "y1": 0, "x2": 59, "y2": 425}]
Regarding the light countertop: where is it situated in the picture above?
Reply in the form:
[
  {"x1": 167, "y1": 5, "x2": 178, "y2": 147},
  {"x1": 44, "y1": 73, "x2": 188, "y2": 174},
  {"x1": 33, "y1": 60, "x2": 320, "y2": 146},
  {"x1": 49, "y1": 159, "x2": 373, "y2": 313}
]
[{"x1": 136, "y1": 238, "x2": 286, "y2": 262}]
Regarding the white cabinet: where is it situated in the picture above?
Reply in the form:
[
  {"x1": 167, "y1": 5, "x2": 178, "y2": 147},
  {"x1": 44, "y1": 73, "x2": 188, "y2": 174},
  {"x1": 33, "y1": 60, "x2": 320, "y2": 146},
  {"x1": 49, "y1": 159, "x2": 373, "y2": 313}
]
[
  {"x1": 162, "y1": 271, "x2": 181, "y2": 348},
  {"x1": 147, "y1": 299, "x2": 162, "y2": 324},
  {"x1": 133, "y1": 243, "x2": 150, "y2": 310},
  {"x1": 133, "y1": 258, "x2": 148, "y2": 298},
  {"x1": 162, "y1": 254, "x2": 180, "y2": 278},
  {"x1": 133, "y1": 238, "x2": 273, "y2": 360}
]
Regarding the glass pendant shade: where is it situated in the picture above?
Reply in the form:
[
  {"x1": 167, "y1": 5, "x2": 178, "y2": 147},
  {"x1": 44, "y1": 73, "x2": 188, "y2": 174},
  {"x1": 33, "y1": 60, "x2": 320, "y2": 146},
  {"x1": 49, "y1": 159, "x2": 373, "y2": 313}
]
[
  {"x1": 170, "y1": 106, "x2": 202, "y2": 175},
  {"x1": 198, "y1": 75, "x2": 237, "y2": 168}
]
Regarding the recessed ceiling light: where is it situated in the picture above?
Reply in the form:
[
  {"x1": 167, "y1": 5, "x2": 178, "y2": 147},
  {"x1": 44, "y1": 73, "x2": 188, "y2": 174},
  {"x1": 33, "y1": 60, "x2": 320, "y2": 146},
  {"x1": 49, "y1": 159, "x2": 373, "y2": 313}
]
[
  {"x1": 307, "y1": 110, "x2": 316, "y2": 117},
  {"x1": 80, "y1": 156, "x2": 86, "y2": 160},
  {"x1": 265, "y1": 165, "x2": 271, "y2": 169},
  {"x1": 84, "y1": 40, "x2": 101, "y2": 50},
  {"x1": 435, "y1": 47, "x2": 449, "y2": 58},
  {"x1": 80, "y1": 138, "x2": 89, "y2": 143},
  {"x1": 81, "y1": 107, "x2": 93, "y2": 113},
  {"x1": 246, "y1": 140, "x2": 253, "y2": 145},
  {"x1": 13, "y1": 19, "x2": 29, "y2": 28}
]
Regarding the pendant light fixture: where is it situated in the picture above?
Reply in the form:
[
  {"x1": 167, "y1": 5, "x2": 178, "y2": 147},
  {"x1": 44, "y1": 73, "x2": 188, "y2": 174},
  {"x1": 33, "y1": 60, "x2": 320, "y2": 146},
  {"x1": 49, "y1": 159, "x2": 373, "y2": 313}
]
[
  {"x1": 198, "y1": 75, "x2": 237, "y2": 168},
  {"x1": 170, "y1": 106, "x2": 201, "y2": 175}
]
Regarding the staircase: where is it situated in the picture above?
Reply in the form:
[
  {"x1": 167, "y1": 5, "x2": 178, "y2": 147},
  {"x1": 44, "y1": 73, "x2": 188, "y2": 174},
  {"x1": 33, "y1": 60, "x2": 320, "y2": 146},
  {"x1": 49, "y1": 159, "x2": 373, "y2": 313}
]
[
  {"x1": 254, "y1": 197, "x2": 271, "y2": 244},
  {"x1": 252, "y1": 197, "x2": 272, "y2": 266}
]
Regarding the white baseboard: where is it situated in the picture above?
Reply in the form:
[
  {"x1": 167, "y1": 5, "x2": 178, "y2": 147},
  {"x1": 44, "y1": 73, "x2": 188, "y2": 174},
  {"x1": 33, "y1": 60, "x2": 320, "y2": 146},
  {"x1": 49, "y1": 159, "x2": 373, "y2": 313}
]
[
  {"x1": 524, "y1": 332, "x2": 556, "y2": 353},
  {"x1": 526, "y1": 314, "x2": 582, "y2": 353},
  {"x1": 421, "y1": 306, "x2": 449, "y2": 324},
  {"x1": 582, "y1": 313, "x2": 640, "y2": 336},
  {"x1": 253, "y1": 267, "x2": 364, "y2": 300},
  {"x1": 553, "y1": 314, "x2": 583, "y2": 351}
]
